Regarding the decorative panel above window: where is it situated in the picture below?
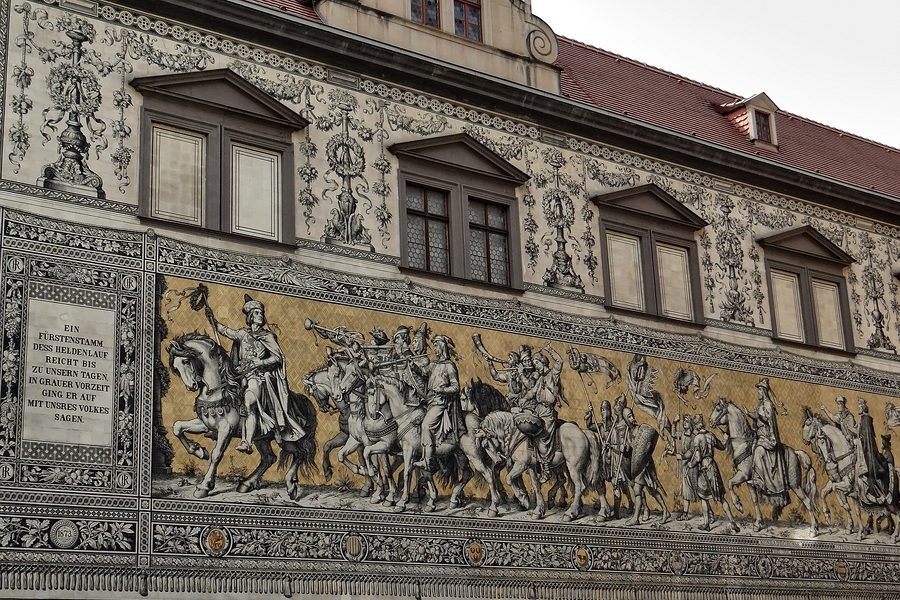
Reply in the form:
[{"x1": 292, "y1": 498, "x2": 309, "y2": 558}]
[
  {"x1": 592, "y1": 184, "x2": 708, "y2": 323},
  {"x1": 758, "y1": 225, "x2": 855, "y2": 351},
  {"x1": 132, "y1": 69, "x2": 308, "y2": 244},
  {"x1": 390, "y1": 134, "x2": 528, "y2": 289}
]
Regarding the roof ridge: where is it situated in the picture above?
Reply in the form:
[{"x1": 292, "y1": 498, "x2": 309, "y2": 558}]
[{"x1": 556, "y1": 36, "x2": 741, "y2": 100}]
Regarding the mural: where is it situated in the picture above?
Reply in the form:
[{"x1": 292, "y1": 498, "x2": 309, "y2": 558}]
[{"x1": 156, "y1": 276, "x2": 900, "y2": 549}]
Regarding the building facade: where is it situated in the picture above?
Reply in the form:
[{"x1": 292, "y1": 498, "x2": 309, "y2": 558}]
[{"x1": 2, "y1": 0, "x2": 900, "y2": 597}]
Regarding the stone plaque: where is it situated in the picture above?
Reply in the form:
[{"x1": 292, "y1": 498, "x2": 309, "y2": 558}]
[{"x1": 22, "y1": 298, "x2": 116, "y2": 446}]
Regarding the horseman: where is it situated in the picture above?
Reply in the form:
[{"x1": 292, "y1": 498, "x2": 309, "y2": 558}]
[
  {"x1": 519, "y1": 346, "x2": 565, "y2": 483},
  {"x1": 381, "y1": 325, "x2": 429, "y2": 407},
  {"x1": 488, "y1": 350, "x2": 526, "y2": 407},
  {"x1": 820, "y1": 395, "x2": 857, "y2": 442},
  {"x1": 207, "y1": 295, "x2": 305, "y2": 454},
  {"x1": 748, "y1": 378, "x2": 789, "y2": 506},
  {"x1": 412, "y1": 335, "x2": 462, "y2": 471},
  {"x1": 856, "y1": 397, "x2": 890, "y2": 504}
]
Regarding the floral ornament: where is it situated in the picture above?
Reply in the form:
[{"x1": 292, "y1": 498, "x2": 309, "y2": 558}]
[
  {"x1": 711, "y1": 194, "x2": 754, "y2": 326},
  {"x1": 534, "y1": 148, "x2": 583, "y2": 290},
  {"x1": 858, "y1": 232, "x2": 895, "y2": 351},
  {"x1": 318, "y1": 89, "x2": 373, "y2": 248},
  {"x1": 8, "y1": 4, "x2": 53, "y2": 174}
]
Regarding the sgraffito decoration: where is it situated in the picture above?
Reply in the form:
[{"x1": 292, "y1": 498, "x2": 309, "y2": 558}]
[
  {"x1": 4, "y1": 208, "x2": 900, "y2": 596},
  {"x1": 6, "y1": 0, "x2": 900, "y2": 356}
]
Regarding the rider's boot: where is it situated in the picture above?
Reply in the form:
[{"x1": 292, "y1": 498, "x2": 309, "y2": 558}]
[
  {"x1": 539, "y1": 458, "x2": 552, "y2": 484},
  {"x1": 413, "y1": 443, "x2": 435, "y2": 471}
]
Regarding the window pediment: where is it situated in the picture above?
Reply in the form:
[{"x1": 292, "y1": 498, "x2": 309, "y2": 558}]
[
  {"x1": 390, "y1": 133, "x2": 528, "y2": 185},
  {"x1": 591, "y1": 184, "x2": 708, "y2": 231},
  {"x1": 758, "y1": 225, "x2": 854, "y2": 266},
  {"x1": 131, "y1": 69, "x2": 308, "y2": 130}
]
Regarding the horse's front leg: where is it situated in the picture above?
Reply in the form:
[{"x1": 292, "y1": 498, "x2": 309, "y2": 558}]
[
  {"x1": 238, "y1": 438, "x2": 276, "y2": 494},
  {"x1": 727, "y1": 466, "x2": 750, "y2": 515},
  {"x1": 506, "y1": 460, "x2": 531, "y2": 511},
  {"x1": 394, "y1": 444, "x2": 416, "y2": 513},
  {"x1": 322, "y1": 431, "x2": 348, "y2": 482},
  {"x1": 195, "y1": 418, "x2": 233, "y2": 498},
  {"x1": 173, "y1": 418, "x2": 211, "y2": 460},
  {"x1": 527, "y1": 466, "x2": 546, "y2": 520},
  {"x1": 337, "y1": 437, "x2": 364, "y2": 476},
  {"x1": 791, "y1": 485, "x2": 818, "y2": 537},
  {"x1": 819, "y1": 481, "x2": 834, "y2": 523},
  {"x1": 362, "y1": 442, "x2": 390, "y2": 504}
]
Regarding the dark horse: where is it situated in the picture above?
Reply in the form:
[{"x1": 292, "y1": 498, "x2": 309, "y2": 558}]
[{"x1": 168, "y1": 333, "x2": 317, "y2": 499}]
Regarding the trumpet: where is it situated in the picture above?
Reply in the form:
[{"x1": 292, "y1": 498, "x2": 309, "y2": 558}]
[
  {"x1": 371, "y1": 353, "x2": 429, "y2": 369},
  {"x1": 472, "y1": 333, "x2": 507, "y2": 365}
]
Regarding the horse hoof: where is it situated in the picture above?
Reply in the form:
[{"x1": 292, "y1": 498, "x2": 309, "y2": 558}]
[
  {"x1": 753, "y1": 522, "x2": 763, "y2": 532},
  {"x1": 532, "y1": 509, "x2": 545, "y2": 520},
  {"x1": 193, "y1": 488, "x2": 210, "y2": 499},
  {"x1": 449, "y1": 500, "x2": 460, "y2": 509},
  {"x1": 487, "y1": 508, "x2": 498, "y2": 518},
  {"x1": 323, "y1": 469, "x2": 333, "y2": 482},
  {"x1": 424, "y1": 505, "x2": 435, "y2": 513},
  {"x1": 393, "y1": 504, "x2": 406, "y2": 513},
  {"x1": 370, "y1": 495, "x2": 385, "y2": 505},
  {"x1": 384, "y1": 499, "x2": 396, "y2": 507},
  {"x1": 237, "y1": 481, "x2": 256, "y2": 493}
]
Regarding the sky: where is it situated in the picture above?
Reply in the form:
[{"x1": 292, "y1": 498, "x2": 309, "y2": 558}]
[{"x1": 530, "y1": 0, "x2": 900, "y2": 149}]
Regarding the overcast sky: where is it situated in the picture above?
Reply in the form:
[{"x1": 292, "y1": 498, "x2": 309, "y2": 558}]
[{"x1": 530, "y1": 0, "x2": 900, "y2": 149}]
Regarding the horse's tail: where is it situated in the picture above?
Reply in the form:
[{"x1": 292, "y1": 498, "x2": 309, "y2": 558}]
[
  {"x1": 279, "y1": 391, "x2": 319, "y2": 476},
  {"x1": 796, "y1": 449, "x2": 819, "y2": 513},
  {"x1": 584, "y1": 428, "x2": 603, "y2": 491}
]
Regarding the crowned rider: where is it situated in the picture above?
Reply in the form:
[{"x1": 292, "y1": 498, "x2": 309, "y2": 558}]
[
  {"x1": 412, "y1": 335, "x2": 461, "y2": 471},
  {"x1": 207, "y1": 294, "x2": 305, "y2": 454}
]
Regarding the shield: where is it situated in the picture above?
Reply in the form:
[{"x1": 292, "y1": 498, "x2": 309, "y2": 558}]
[
  {"x1": 629, "y1": 424, "x2": 659, "y2": 479},
  {"x1": 513, "y1": 412, "x2": 544, "y2": 437}
]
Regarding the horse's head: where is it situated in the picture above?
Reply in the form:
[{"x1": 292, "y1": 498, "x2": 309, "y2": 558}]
[
  {"x1": 709, "y1": 397, "x2": 728, "y2": 429},
  {"x1": 800, "y1": 406, "x2": 819, "y2": 445},
  {"x1": 303, "y1": 369, "x2": 334, "y2": 413},
  {"x1": 167, "y1": 338, "x2": 203, "y2": 392},
  {"x1": 474, "y1": 426, "x2": 504, "y2": 466}
]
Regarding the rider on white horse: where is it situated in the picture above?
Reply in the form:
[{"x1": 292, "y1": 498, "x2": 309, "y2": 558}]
[{"x1": 208, "y1": 295, "x2": 305, "y2": 454}]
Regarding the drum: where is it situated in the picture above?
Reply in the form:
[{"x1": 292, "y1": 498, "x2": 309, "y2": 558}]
[{"x1": 514, "y1": 412, "x2": 544, "y2": 437}]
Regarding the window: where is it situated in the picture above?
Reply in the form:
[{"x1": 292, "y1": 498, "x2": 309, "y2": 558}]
[
  {"x1": 454, "y1": 0, "x2": 482, "y2": 41},
  {"x1": 132, "y1": 70, "x2": 307, "y2": 243},
  {"x1": 755, "y1": 110, "x2": 773, "y2": 143},
  {"x1": 391, "y1": 134, "x2": 528, "y2": 288},
  {"x1": 411, "y1": 0, "x2": 440, "y2": 27},
  {"x1": 759, "y1": 226, "x2": 854, "y2": 351},
  {"x1": 593, "y1": 184, "x2": 707, "y2": 322}
]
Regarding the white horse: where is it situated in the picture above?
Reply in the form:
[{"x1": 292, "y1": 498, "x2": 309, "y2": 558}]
[
  {"x1": 709, "y1": 397, "x2": 818, "y2": 536},
  {"x1": 168, "y1": 333, "x2": 317, "y2": 499}
]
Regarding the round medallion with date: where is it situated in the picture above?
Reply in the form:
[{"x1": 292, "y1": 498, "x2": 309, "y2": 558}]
[{"x1": 49, "y1": 519, "x2": 79, "y2": 549}]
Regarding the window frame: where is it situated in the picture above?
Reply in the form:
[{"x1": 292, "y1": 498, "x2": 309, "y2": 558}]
[
  {"x1": 398, "y1": 164, "x2": 521, "y2": 288},
  {"x1": 593, "y1": 184, "x2": 707, "y2": 324},
  {"x1": 411, "y1": 0, "x2": 440, "y2": 28},
  {"x1": 133, "y1": 70, "x2": 306, "y2": 245},
  {"x1": 453, "y1": 0, "x2": 482, "y2": 42},
  {"x1": 763, "y1": 251, "x2": 854, "y2": 352},
  {"x1": 599, "y1": 220, "x2": 704, "y2": 323}
]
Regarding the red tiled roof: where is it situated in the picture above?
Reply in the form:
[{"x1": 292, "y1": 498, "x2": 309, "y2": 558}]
[
  {"x1": 242, "y1": 0, "x2": 321, "y2": 22},
  {"x1": 556, "y1": 36, "x2": 900, "y2": 199}
]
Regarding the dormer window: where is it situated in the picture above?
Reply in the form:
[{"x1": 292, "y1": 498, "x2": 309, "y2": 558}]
[
  {"x1": 755, "y1": 110, "x2": 773, "y2": 143},
  {"x1": 411, "y1": 0, "x2": 439, "y2": 28},
  {"x1": 718, "y1": 92, "x2": 779, "y2": 149},
  {"x1": 454, "y1": 0, "x2": 482, "y2": 42}
]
